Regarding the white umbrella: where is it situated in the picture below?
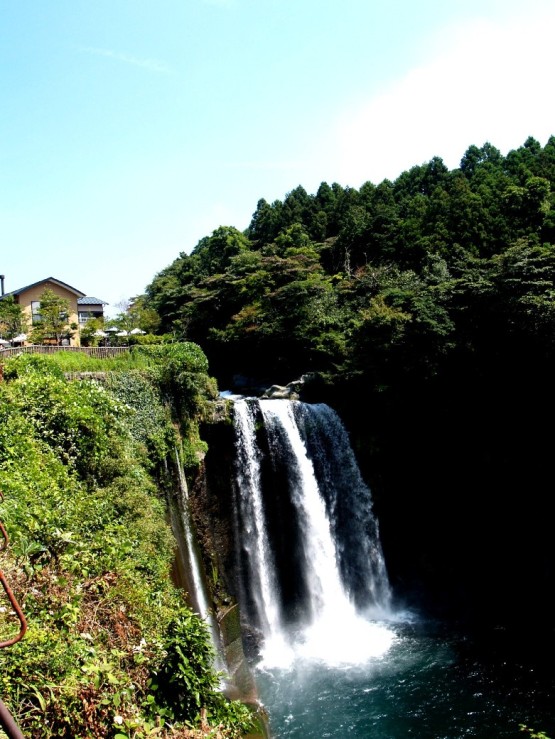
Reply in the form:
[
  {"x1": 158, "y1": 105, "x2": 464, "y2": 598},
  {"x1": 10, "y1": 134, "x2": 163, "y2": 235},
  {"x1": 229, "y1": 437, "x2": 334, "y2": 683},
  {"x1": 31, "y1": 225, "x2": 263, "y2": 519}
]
[
  {"x1": 105, "y1": 326, "x2": 119, "y2": 333},
  {"x1": 12, "y1": 333, "x2": 27, "y2": 343},
  {"x1": 0, "y1": 338, "x2": 9, "y2": 345},
  {"x1": 129, "y1": 328, "x2": 146, "y2": 335},
  {"x1": 93, "y1": 329, "x2": 107, "y2": 337},
  {"x1": 116, "y1": 330, "x2": 128, "y2": 337}
]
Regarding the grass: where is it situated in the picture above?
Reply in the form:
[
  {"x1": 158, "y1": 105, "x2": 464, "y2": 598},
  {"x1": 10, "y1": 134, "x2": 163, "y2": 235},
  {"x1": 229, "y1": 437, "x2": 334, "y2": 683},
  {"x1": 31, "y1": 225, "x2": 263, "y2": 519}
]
[{"x1": 34, "y1": 348, "x2": 156, "y2": 373}]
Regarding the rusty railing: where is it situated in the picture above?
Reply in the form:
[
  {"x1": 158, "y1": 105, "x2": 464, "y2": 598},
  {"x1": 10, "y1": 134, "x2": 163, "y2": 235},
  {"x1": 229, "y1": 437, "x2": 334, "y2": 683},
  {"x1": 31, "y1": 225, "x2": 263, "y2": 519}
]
[{"x1": 0, "y1": 492, "x2": 28, "y2": 739}]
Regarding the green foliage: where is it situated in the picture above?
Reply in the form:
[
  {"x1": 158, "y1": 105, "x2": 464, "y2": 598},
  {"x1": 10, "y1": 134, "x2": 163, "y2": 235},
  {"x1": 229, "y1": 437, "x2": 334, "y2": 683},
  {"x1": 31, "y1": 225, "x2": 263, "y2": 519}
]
[
  {"x1": 150, "y1": 610, "x2": 254, "y2": 736},
  {"x1": 3, "y1": 343, "x2": 217, "y2": 471},
  {"x1": 0, "y1": 347, "x2": 248, "y2": 738},
  {"x1": 520, "y1": 726, "x2": 552, "y2": 739},
  {"x1": 139, "y1": 346, "x2": 217, "y2": 435},
  {"x1": 3, "y1": 366, "x2": 129, "y2": 480},
  {"x1": 4, "y1": 342, "x2": 214, "y2": 378},
  {"x1": 79, "y1": 317, "x2": 105, "y2": 347},
  {"x1": 0, "y1": 295, "x2": 27, "y2": 339},
  {"x1": 192, "y1": 226, "x2": 252, "y2": 277},
  {"x1": 2, "y1": 352, "x2": 66, "y2": 380},
  {"x1": 103, "y1": 371, "x2": 175, "y2": 467},
  {"x1": 29, "y1": 288, "x2": 74, "y2": 346},
  {"x1": 110, "y1": 295, "x2": 161, "y2": 336},
  {"x1": 138, "y1": 134, "x2": 555, "y2": 393}
]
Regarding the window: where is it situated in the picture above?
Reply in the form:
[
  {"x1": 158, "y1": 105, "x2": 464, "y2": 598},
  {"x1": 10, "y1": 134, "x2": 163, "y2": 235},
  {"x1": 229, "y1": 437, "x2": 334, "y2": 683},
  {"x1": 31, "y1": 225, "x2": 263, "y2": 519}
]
[
  {"x1": 79, "y1": 311, "x2": 94, "y2": 325},
  {"x1": 31, "y1": 301, "x2": 42, "y2": 324},
  {"x1": 79, "y1": 310, "x2": 103, "y2": 325}
]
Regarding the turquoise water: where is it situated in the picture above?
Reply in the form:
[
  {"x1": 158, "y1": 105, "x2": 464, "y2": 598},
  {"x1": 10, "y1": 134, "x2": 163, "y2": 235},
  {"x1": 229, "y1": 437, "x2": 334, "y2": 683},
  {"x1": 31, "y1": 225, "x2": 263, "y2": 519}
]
[{"x1": 254, "y1": 616, "x2": 555, "y2": 739}]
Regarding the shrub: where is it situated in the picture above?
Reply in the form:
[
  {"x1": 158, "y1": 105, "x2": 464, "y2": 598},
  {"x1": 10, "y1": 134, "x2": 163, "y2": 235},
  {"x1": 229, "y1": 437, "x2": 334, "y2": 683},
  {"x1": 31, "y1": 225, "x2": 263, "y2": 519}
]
[{"x1": 0, "y1": 347, "x2": 248, "y2": 737}]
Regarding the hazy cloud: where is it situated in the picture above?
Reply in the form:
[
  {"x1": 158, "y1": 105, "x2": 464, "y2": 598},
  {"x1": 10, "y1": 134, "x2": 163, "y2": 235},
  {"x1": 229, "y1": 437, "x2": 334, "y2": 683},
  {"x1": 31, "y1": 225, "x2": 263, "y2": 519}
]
[
  {"x1": 201, "y1": 0, "x2": 236, "y2": 8},
  {"x1": 79, "y1": 46, "x2": 173, "y2": 74},
  {"x1": 333, "y1": 8, "x2": 555, "y2": 186},
  {"x1": 223, "y1": 160, "x2": 304, "y2": 171}
]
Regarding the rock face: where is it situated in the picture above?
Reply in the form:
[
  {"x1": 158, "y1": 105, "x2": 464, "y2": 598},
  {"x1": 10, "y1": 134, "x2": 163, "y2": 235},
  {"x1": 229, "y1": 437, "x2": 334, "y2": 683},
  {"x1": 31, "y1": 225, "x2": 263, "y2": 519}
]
[
  {"x1": 168, "y1": 430, "x2": 270, "y2": 738},
  {"x1": 260, "y1": 374, "x2": 315, "y2": 400},
  {"x1": 260, "y1": 384, "x2": 294, "y2": 399},
  {"x1": 188, "y1": 418, "x2": 239, "y2": 609},
  {"x1": 183, "y1": 406, "x2": 265, "y2": 660}
]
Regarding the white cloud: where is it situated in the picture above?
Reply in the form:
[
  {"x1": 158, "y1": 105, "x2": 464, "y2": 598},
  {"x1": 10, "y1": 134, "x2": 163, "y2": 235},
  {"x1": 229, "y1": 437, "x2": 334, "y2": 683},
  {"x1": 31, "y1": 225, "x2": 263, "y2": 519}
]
[
  {"x1": 79, "y1": 47, "x2": 173, "y2": 74},
  {"x1": 333, "y1": 8, "x2": 555, "y2": 186},
  {"x1": 223, "y1": 160, "x2": 305, "y2": 172},
  {"x1": 201, "y1": 0, "x2": 235, "y2": 7},
  {"x1": 186, "y1": 201, "x2": 250, "y2": 245}
]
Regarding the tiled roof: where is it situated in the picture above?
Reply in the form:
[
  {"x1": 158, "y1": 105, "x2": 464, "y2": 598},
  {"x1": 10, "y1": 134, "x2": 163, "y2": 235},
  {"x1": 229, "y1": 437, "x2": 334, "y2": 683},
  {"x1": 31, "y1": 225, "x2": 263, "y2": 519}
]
[
  {"x1": 77, "y1": 297, "x2": 108, "y2": 306},
  {"x1": 1, "y1": 277, "x2": 86, "y2": 299}
]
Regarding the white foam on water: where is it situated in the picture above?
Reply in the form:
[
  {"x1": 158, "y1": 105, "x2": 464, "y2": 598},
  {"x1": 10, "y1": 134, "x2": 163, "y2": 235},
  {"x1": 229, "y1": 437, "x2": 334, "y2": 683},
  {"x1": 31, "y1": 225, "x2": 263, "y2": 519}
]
[
  {"x1": 260, "y1": 614, "x2": 396, "y2": 670},
  {"x1": 297, "y1": 616, "x2": 396, "y2": 667}
]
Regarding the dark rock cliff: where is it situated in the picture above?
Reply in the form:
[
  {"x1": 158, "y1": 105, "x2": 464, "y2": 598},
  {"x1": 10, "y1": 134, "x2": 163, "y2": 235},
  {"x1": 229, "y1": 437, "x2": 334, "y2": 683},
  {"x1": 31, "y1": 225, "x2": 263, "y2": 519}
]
[{"x1": 299, "y1": 374, "x2": 554, "y2": 649}]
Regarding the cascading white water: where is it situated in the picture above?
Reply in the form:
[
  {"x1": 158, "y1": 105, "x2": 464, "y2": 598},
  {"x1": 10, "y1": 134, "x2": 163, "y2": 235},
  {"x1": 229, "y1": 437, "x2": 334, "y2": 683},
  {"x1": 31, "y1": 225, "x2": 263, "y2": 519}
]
[
  {"x1": 232, "y1": 398, "x2": 395, "y2": 669},
  {"x1": 174, "y1": 450, "x2": 224, "y2": 669},
  {"x1": 233, "y1": 400, "x2": 283, "y2": 639},
  {"x1": 260, "y1": 401, "x2": 354, "y2": 620},
  {"x1": 293, "y1": 402, "x2": 392, "y2": 612},
  {"x1": 175, "y1": 451, "x2": 212, "y2": 621},
  {"x1": 228, "y1": 400, "x2": 553, "y2": 739}
]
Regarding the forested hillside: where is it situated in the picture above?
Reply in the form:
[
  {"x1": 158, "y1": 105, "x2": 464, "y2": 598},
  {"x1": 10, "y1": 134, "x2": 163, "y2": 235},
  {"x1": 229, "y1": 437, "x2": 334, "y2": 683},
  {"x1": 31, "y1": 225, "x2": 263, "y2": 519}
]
[
  {"x1": 142, "y1": 136, "x2": 555, "y2": 633},
  {"x1": 143, "y1": 135, "x2": 555, "y2": 390}
]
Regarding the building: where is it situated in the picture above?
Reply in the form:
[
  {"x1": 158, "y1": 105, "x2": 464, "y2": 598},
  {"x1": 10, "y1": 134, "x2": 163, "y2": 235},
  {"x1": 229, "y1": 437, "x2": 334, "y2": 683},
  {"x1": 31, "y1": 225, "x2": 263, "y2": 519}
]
[
  {"x1": 77, "y1": 296, "x2": 107, "y2": 327},
  {"x1": 0, "y1": 276, "x2": 108, "y2": 347}
]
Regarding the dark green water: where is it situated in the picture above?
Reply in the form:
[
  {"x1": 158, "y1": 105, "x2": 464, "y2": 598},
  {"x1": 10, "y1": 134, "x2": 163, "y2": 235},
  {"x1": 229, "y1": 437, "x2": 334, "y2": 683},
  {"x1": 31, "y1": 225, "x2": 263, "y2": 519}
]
[
  {"x1": 254, "y1": 616, "x2": 555, "y2": 739},
  {"x1": 228, "y1": 399, "x2": 555, "y2": 738}
]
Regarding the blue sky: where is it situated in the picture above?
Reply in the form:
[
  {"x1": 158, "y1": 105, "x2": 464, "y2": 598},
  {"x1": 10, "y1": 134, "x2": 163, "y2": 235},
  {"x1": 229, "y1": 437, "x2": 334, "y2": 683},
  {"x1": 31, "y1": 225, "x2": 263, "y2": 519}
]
[{"x1": 1, "y1": 0, "x2": 554, "y2": 316}]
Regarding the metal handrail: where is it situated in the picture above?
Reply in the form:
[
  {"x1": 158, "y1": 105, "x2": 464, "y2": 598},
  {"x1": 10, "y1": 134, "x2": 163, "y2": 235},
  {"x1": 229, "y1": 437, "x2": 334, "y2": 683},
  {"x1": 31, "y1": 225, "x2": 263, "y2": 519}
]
[
  {"x1": 0, "y1": 492, "x2": 28, "y2": 737},
  {"x1": 0, "y1": 572, "x2": 27, "y2": 649},
  {"x1": 0, "y1": 699, "x2": 25, "y2": 739}
]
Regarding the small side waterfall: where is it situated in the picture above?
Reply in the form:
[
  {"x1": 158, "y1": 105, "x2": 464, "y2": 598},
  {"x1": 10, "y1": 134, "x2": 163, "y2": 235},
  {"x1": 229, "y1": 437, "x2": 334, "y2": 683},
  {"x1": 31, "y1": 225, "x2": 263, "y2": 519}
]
[
  {"x1": 232, "y1": 398, "x2": 394, "y2": 668},
  {"x1": 173, "y1": 449, "x2": 223, "y2": 665},
  {"x1": 175, "y1": 453, "x2": 212, "y2": 621}
]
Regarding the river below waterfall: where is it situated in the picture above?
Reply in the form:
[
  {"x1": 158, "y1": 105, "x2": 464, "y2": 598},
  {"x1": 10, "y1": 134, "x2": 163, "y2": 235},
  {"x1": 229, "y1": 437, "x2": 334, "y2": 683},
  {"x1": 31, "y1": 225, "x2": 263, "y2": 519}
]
[
  {"x1": 253, "y1": 614, "x2": 555, "y2": 738},
  {"x1": 224, "y1": 396, "x2": 555, "y2": 738}
]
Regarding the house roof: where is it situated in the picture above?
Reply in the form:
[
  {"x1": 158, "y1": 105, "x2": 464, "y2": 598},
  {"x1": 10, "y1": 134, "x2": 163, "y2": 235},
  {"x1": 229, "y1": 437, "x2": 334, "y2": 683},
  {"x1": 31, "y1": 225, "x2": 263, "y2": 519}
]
[
  {"x1": 1, "y1": 277, "x2": 86, "y2": 299},
  {"x1": 77, "y1": 297, "x2": 108, "y2": 306}
]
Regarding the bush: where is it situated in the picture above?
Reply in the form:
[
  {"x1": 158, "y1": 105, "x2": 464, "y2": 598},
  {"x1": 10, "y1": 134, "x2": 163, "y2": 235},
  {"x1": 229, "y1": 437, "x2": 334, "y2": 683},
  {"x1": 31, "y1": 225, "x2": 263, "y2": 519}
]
[
  {"x1": 152, "y1": 610, "x2": 255, "y2": 737},
  {"x1": 0, "y1": 348, "x2": 249, "y2": 738}
]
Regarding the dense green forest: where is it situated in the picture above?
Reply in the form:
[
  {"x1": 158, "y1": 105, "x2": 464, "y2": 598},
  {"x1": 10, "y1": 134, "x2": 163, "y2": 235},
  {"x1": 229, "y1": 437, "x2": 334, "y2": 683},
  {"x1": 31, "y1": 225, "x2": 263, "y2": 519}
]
[
  {"x1": 143, "y1": 135, "x2": 555, "y2": 390},
  {"x1": 143, "y1": 135, "x2": 555, "y2": 631}
]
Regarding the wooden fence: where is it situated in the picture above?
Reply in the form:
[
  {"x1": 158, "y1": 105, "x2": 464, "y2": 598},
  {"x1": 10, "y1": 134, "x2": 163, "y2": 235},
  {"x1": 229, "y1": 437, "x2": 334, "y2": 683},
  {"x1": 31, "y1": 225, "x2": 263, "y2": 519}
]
[{"x1": 0, "y1": 345, "x2": 131, "y2": 360}]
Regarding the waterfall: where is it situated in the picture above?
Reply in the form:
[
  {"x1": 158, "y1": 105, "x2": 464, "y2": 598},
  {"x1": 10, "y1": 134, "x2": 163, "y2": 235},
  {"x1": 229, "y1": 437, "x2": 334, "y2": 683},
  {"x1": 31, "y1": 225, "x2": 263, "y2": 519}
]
[
  {"x1": 260, "y1": 401, "x2": 356, "y2": 621},
  {"x1": 173, "y1": 449, "x2": 223, "y2": 666},
  {"x1": 233, "y1": 400, "x2": 283, "y2": 640},
  {"x1": 292, "y1": 402, "x2": 392, "y2": 611},
  {"x1": 231, "y1": 398, "x2": 394, "y2": 668}
]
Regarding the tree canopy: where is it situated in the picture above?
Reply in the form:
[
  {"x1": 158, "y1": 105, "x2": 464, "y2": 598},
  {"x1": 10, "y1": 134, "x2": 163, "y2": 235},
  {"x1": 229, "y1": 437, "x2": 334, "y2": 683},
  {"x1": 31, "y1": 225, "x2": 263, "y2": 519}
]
[
  {"x1": 29, "y1": 288, "x2": 77, "y2": 346},
  {"x1": 0, "y1": 295, "x2": 27, "y2": 340},
  {"x1": 142, "y1": 135, "x2": 555, "y2": 390}
]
